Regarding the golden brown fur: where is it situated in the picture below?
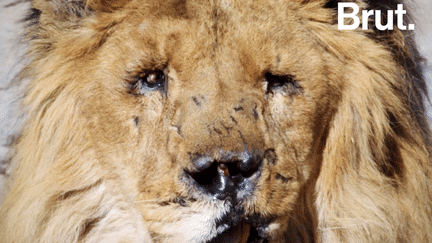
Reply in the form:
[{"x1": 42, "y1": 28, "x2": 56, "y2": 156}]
[{"x1": 1, "y1": 0, "x2": 431, "y2": 242}]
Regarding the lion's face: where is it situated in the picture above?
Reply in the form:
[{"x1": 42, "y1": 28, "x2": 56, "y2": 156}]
[{"x1": 76, "y1": 1, "x2": 338, "y2": 241}]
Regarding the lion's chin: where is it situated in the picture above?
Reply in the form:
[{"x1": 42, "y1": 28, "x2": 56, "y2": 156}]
[{"x1": 209, "y1": 222, "x2": 251, "y2": 243}]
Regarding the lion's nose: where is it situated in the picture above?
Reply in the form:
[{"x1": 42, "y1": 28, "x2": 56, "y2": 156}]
[{"x1": 186, "y1": 152, "x2": 262, "y2": 200}]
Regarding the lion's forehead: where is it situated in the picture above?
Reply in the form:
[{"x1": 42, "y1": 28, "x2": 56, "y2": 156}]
[{"x1": 110, "y1": 0, "x2": 320, "y2": 88}]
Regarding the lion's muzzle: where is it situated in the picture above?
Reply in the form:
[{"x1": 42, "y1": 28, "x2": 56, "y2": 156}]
[
  {"x1": 164, "y1": 60, "x2": 270, "y2": 241},
  {"x1": 184, "y1": 151, "x2": 263, "y2": 201}
]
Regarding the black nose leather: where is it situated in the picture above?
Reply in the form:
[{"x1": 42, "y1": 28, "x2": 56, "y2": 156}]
[{"x1": 186, "y1": 152, "x2": 262, "y2": 200}]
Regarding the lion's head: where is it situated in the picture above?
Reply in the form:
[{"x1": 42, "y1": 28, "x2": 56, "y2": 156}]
[{"x1": 1, "y1": 0, "x2": 431, "y2": 242}]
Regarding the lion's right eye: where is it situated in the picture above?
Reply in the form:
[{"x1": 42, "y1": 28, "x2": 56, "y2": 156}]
[
  {"x1": 130, "y1": 69, "x2": 166, "y2": 95},
  {"x1": 265, "y1": 72, "x2": 301, "y2": 95}
]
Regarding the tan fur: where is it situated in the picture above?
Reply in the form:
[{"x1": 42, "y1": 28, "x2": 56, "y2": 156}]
[{"x1": 1, "y1": 0, "x2": 431, "y2": 242}]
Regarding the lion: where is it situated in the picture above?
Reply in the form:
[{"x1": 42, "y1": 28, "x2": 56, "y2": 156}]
[{"x1": 0, "y1": 0, "x2": 431, "y2": 242}]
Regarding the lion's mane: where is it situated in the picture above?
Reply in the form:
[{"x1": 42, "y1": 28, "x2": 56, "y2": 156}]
[{"x1": 0, "y1": 0, "x2": 431, "y2": 242}]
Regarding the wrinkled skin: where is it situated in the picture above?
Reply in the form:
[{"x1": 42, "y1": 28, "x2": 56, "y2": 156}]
[{"x1": 1, "y1": 0, "x2": 431, "y2": 243}]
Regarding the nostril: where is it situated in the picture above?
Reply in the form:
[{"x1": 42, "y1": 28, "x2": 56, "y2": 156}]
[
  {"x1": 189, "y1": 161, "x2": 260, "y2": 186},
  {"x1": 189, "y1": 162, "x2": 220, "y2": 187},
  {"x1": 187, "y1": 153, "x2": 263, "y2": 199},
  {"x1": 238, "y1": 153, "x2": 262, "y2": 176},
  {"x1": 188, "y1": 162, "x2": 234, "y2": 198},
  {"x1": 226, "y1": 161, "x2": 260, "y2": 180}
]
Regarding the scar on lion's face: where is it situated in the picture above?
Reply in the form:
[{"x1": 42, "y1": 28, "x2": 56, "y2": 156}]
[{"x1": 0, "y1": 0, "x2": 431, "y2": 243}]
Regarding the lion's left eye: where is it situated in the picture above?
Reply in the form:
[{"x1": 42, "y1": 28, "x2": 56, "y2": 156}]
[
  {"x1": 265, "y1": 72, "x2": 301, "y2": 95},
  {"x1": 130, "y1": 69, "x2": 166, "y2": 95}
]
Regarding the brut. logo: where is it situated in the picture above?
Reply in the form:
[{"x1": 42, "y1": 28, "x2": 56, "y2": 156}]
[{"x1": 338, "y1": 3, "x2": 414, "y2": 30}]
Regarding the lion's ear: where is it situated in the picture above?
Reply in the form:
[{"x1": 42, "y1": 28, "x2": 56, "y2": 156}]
[
  {"x1": 23, "y1": 0, "x2": 130, "y2": 63},
  {"x1": 32, "y1": 0, "x2": 130, "y2": 21}
]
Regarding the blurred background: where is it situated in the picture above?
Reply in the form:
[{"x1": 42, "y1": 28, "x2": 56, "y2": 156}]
[{"x1": 0, "y1": 0, "x2": 431, "y2": 200}]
